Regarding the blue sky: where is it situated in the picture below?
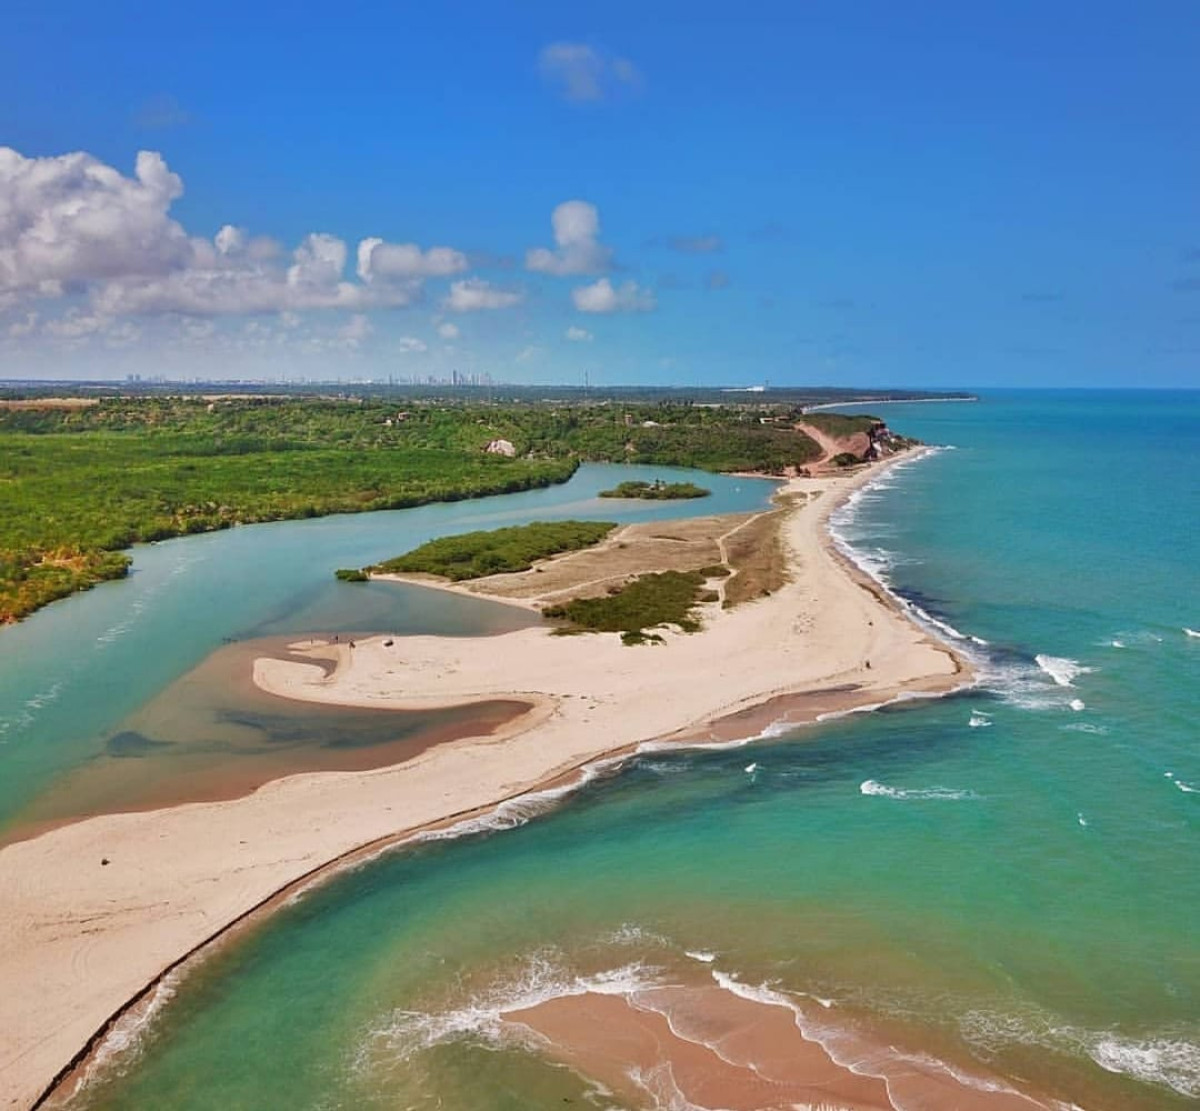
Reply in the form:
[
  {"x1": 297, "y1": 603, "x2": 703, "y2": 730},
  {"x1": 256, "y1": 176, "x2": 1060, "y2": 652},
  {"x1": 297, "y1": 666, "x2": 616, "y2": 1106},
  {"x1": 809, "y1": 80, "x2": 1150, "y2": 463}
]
[{"x1": 2, "y1": 1, "x2": 1198, "y2": 387}]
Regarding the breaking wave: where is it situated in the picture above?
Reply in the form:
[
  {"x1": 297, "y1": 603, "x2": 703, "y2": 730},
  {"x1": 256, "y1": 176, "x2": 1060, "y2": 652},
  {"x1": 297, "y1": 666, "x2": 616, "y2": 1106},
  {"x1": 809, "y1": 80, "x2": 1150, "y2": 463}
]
[
  {"x1": 1034, "y1": 655, "x2": 1092, "y2": 688},
  {"x1": 358, "y1": 952, "x2": 660, "y2": 1068},
  {"x1": 860, "y1": 779, "x2": 979, "y2": 801},
  {"x1": 962, "y1": 1006, "x2": 1200, "y2": 1100}
]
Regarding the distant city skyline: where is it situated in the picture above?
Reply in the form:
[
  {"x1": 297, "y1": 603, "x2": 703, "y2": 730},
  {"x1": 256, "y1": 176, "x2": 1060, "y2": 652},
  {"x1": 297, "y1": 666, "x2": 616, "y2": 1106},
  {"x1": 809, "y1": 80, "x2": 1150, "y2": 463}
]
[{"x1": 2, "y1": 1, "x2": 1198, "y2": 388}]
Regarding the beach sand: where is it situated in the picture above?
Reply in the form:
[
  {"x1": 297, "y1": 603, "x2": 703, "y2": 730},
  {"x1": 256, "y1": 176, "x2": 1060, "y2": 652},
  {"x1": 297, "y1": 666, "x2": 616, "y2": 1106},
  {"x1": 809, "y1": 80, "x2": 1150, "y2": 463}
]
[{"x1": 0, "y1": 456, "x2": 969, "y2": 1110}]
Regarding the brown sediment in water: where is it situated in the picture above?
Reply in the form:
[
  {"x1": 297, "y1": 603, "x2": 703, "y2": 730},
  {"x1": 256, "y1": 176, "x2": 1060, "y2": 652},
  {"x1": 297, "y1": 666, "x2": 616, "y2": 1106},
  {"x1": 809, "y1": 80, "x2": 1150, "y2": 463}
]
[
  {"x1": 503, "y1": 982, "x2": 1062, "y2": 1111},
  {"x1": 2, "y1": 635, "x2": 531, "y2": 848},
  {"x1": 2, "y1": 452, "x2": 979, "y2": 1111}
]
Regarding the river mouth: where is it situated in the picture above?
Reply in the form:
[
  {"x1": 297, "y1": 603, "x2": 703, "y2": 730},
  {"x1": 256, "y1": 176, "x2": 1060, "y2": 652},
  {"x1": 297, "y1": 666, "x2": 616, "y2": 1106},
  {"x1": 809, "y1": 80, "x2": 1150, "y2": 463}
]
[{"x1": 3, "y1": 634, "x2": 532, "y2": 844}]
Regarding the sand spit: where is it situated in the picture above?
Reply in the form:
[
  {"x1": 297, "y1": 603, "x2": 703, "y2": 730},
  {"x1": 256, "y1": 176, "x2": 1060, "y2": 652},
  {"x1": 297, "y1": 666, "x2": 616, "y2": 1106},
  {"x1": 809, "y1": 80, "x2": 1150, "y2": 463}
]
[{"x1": 0, "y1": 455, "x2": 967, "y2": 1110}]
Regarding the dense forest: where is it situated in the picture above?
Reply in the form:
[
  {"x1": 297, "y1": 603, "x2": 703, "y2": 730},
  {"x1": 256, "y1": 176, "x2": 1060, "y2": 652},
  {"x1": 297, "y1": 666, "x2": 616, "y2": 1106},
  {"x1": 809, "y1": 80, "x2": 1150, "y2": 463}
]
[{"x1": 0, "y1": 394, "x2": 877, "y2": 622}]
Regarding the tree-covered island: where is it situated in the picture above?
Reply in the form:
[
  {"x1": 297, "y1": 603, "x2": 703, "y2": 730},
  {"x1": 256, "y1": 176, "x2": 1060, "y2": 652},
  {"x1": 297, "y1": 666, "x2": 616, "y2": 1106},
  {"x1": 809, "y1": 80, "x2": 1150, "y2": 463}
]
[{"x1": 598, "y1": 480, "x2": 710, "y2": 500}]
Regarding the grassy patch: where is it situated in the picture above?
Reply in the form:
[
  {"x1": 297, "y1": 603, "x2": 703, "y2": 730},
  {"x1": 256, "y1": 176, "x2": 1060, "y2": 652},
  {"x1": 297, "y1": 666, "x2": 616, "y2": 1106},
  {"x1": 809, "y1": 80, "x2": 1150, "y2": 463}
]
[
  {"x1": 801, "y1": 413, "x2": 879, "y2": 438},
  {"x1": 723, "y1": 512, "x2": 788, "y2": 607},
  {"x1": 543, "y1": 570, "x2": 706, "y2": 637},
  {"x1": 371, "y1": 520, "x2": 616, "y2": 581}
]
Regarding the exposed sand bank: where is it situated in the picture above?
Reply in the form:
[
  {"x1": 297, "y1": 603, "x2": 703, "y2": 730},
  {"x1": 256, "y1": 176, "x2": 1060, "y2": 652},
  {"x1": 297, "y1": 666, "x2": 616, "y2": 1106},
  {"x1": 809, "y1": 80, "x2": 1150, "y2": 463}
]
[
  {"x1": 503, "y1": 981, "x2": 1062, "y2": 1110},
  {"x1": 0, "y1": 454, "x2": 969, "y2": 1110}
]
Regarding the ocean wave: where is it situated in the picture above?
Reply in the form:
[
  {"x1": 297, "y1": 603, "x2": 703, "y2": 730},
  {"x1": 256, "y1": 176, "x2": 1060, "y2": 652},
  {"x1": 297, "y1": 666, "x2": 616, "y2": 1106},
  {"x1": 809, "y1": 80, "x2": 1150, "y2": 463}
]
[
  {"x1": 1165, "y1": 773, "x2": 1198, "y2": 795},
  {"x1": 1033, "y1": 655, "x2": 1092, "y2": 688},
  {"x1": 1089, "y1": 1034, "x2": 1200, "y2": 1097},
  {"x1": 412, "y1": 758, "x2": 625, "y2": 845},
  {"x1": 982, "y1": 657, "x2": 1086, "y2": 714},
  {"x1": 1059, "y1": 722, "x2": 1109, "y2": 735},
  {"x1": 69, "y1": 970, "x2": 183, "y2": 1095},
  {"x1": 1184, "y1": 627, "x2": 1199, "y2": 639},
  {"x1": 860, "y1": 779, "x2": 979, "y2": 801},
  {"x1": 968, "y1": 711, "x2": 992, "y2": 728},
  {"x1": 359, "y1": 952, "x2": 660, "y2": 1067},
  {"x1": 962, "y1": 1006, "x2": 1200, "y2": 1100},
  {"x1": 711, "y1": 970, "x2": 1056, "y2": 1110},
  {"x1": 827, "y1": 451, "x2": 1017, "y2": 701},
  {"x1": 606, "y1": 923, "x2": 671, "y2": 948}
]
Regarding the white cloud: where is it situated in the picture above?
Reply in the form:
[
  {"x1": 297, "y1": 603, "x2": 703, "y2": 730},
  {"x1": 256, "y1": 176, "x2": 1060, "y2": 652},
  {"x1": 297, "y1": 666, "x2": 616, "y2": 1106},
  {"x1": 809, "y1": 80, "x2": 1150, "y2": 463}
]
[
  {"x1": 357, "y1": 238, "x2": 468, "y2": 281},
  {"x1": 525, "y1": 200, "x2": 612, "y2": 276},
  {"x1": 397, "y1": 335, "x2": 427, "y2": 353},
  {"x1": 0, "y1": 147, "x2": 190, "y2": 297},
  {"x1": 443, "y1": 278, "x2": 523, "y2": 312},
  {"x1": 572, "y1": 278, "x2": 656, "y2": 314},
  {"x1": 43, "y1": 309, "x2": 111, "y2": 338},
  {"x1": 437, "y1": 321, "x2": 460, "y2": 339},
  {"x1": 0, "y1": 146, "x2": 465, "y2": 320},
  {"x1": 214, "y1": 224, "x2": 245, "y2": 256},
  {"x1": 565, "y1": 325, "x2": 593, "y2": 342},
  {"x1": 538, "y1": 43, "x2": 642, "y2": 102},
  {"x1": 515, "y1": 344, "x2": 541, "y2": 362}
]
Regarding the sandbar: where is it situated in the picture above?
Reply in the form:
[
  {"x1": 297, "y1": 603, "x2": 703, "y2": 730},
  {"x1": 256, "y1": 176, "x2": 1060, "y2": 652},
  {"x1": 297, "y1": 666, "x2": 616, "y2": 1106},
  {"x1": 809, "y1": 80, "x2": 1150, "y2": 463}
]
[{"x1": 0, "y1": 453, "x2": 969, "y2": 1110}]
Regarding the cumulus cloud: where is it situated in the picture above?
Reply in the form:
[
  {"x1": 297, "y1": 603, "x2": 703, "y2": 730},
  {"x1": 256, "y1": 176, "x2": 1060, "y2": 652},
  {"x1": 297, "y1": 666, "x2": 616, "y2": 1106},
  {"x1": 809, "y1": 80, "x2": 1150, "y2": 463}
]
[
  {"x1": 92, "y1": 227, "x2": 419, "y2": 317},
  {"x1": 565, "y1": 325, "x2": 593, "y2": 341},
  {"x1": 0, "y1": 147, "x2": 190, "y2": 297},
  {"x1": 525, "y1": 200, "x2": 613, "y2": 276},
  {"x1": 0, "y1": 146, "x2": 469, "y2": 320},
  {"x1": 667, "y1": 234, "x2": 723, "y2": 254},
  {"x1": 357, "y1": 238, "x2": 468, "y2": 281},
  {"x1": 538, "y1": 43, "x2": 642, "y2": 102},
  {"x1": 443, "y1": 278, "x2": 523, "y2": 312},
  {"x1": 396, "y1": 335, "x2": 427, "y2": 353},
  {"x1": 572, "y1": 277, "x2": 655, "y2": 314},
  {"x1": 437, "y1": 321, "x2": 460, "y2": 339}
]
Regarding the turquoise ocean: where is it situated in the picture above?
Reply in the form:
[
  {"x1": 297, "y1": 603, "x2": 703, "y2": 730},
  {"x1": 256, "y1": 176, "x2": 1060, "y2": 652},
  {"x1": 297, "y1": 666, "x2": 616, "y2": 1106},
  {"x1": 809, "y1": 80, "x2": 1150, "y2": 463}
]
[{"x1": 3, "y1": 393, "x2": 1198, "y2": 1109}]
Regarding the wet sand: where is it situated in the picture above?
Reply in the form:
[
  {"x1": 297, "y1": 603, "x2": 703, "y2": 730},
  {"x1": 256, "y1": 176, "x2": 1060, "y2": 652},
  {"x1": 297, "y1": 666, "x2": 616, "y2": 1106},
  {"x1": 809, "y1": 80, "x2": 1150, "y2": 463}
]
[
  {"x1": 504, "y1": 982, "x2": 1062, "y2": 1110},
  {"x1": 3, "y1": 636, "x2": 529, "y2": 846}
]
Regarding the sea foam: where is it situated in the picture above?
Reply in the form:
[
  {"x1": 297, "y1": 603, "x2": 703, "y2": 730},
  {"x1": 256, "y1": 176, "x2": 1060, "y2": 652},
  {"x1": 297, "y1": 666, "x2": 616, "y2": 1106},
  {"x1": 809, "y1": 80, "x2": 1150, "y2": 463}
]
[
  {"x1": 1033, "y1": 655, "x2": 1092, "y2": 688},
  {"x1": 860, "y1": 779, "x2": 978, "y2": 801}
]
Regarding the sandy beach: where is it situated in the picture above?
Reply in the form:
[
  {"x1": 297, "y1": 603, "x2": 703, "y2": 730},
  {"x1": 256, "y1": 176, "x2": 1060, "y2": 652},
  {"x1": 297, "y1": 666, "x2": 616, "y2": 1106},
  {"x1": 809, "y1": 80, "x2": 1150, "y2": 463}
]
[{"x1": 0, "y1": 455, "x2": 969, "y2": 1110}]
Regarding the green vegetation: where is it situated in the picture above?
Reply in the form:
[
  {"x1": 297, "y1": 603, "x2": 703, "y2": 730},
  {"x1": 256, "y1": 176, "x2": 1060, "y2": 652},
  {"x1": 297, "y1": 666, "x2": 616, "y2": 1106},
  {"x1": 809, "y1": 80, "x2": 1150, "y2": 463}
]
[
  {"x1": 0, "y1": 397, "x2": 577, "y2": 623},
  {"x1": 335, "y1": 568, "x2": 369, "y2": 582},
  {"x1": 598, "y1": 480, "x2": 710, "y2": 500},
  {"x1": 831, "y1": 452, "x2": 863, "y2": 467},
  {"x1": 370, "y1": 520, "x2": 616, "y2": 581},
  {"x1": 543, "y1": 569, "x2": 714, "y2": 640},
  {"x1": 800, "y1": 412, "x2": 880, "y2": 438},
  {"x1": 0, "y1": 392, "x2": 911, "y2": 622}
]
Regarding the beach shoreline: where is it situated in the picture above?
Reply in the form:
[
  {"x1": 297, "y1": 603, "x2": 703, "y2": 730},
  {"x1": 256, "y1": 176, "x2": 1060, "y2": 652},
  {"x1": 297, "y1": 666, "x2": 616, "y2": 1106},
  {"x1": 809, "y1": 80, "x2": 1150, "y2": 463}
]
[{"x1": 0, "y1": 450, "x2": 972, "y2": 1111}]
